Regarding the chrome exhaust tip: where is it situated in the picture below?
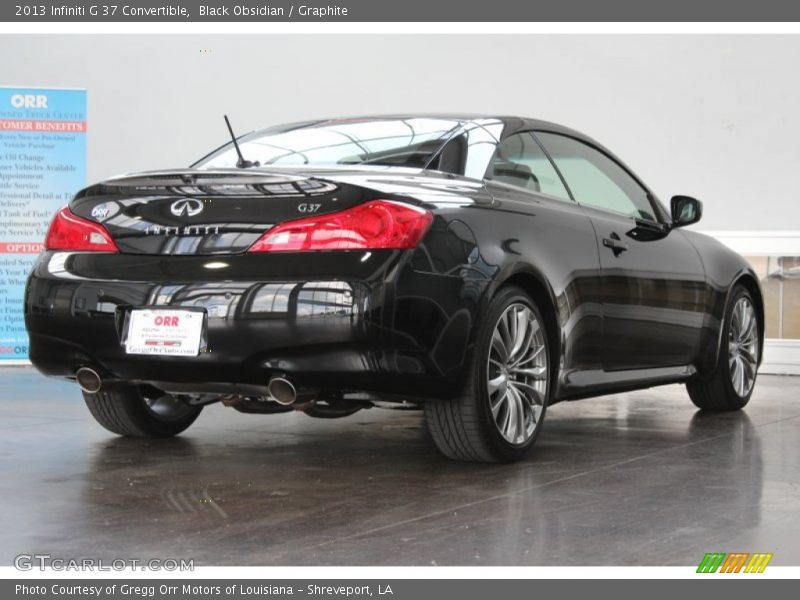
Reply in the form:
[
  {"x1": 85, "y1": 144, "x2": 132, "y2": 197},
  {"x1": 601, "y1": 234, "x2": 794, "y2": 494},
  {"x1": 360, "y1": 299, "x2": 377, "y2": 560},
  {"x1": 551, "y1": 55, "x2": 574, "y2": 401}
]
[
  {"x1": 76, "y1": 367, "x2": 102, "y2": 394},
  {"x1": 268, "y1": 377, "x2": 297, "y2": 406}
]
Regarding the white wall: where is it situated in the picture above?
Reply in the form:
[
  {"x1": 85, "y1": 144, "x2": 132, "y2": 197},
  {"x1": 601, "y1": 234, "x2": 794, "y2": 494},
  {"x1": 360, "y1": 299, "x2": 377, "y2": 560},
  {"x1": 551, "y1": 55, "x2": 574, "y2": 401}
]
[{"x1": 2, "y1": 34, "x2": 798, "y2": 230}]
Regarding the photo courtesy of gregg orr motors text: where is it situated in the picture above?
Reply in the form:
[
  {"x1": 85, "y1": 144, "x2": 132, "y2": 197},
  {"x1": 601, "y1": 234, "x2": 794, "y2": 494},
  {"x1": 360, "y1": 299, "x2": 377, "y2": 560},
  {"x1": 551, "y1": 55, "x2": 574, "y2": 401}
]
[{"x1": 15, "y1": 584, "x2": 392, "y2": 597}]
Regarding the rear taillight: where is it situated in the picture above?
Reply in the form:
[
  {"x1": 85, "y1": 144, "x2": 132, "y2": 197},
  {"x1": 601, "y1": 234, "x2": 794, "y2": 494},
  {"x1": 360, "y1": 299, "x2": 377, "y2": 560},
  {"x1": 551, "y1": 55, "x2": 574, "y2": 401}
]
[
  {"x1": 247, "y1": 200, "x2": 433, "y2": 253},
  {"x1": 45, "y1": 206, "x2": 118, "y2": 252}
]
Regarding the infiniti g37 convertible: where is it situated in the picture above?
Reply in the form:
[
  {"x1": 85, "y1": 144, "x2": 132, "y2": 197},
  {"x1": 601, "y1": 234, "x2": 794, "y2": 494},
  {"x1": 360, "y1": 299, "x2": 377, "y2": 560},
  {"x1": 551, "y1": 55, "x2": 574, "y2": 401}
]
[{"x1": 25, "y1": 115, "x2": 763, "y2": 462}]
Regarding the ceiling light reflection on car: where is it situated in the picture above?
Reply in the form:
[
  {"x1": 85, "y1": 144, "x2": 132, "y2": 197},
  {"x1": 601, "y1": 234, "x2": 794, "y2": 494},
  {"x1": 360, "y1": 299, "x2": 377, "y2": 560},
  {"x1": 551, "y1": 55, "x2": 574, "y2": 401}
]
[{"x1": 204, "y1": 261, "x2": 229, "y2": 270}]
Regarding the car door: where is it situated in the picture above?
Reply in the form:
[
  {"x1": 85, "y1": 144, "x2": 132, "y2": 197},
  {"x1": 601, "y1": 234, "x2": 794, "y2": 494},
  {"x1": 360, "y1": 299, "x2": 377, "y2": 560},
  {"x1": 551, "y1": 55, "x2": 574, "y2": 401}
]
[
  {"x1": 482, "y1": 132, "x2": 605, "y2": 379},
  {"x1": 534, "y1": 131, "x2": 706, "y2": 371}
]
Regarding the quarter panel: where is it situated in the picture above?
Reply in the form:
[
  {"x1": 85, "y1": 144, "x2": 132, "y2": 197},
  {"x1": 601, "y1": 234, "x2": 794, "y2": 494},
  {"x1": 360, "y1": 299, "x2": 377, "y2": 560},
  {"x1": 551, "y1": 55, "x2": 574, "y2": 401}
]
[{"x1": 435, "y1": 183, "x2": 603, "y2": 400}]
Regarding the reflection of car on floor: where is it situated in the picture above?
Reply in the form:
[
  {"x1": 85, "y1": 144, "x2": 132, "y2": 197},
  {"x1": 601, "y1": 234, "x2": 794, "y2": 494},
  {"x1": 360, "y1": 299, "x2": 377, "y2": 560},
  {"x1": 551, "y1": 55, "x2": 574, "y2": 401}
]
[{"x1": 25, "y1": 114, "x2": 763, "y2": 461}]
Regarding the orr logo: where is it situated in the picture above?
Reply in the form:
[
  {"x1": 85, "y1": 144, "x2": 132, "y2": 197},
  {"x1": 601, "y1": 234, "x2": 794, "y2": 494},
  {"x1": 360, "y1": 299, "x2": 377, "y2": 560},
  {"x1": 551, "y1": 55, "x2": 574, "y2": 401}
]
[
  {"x1": 10, "y1": 94, "x2": 48, "y2": 109},
  {"x1": 697, "y1": 552, "x2": 773, "y2": 574},
  {"x1": 154, "y1": 315, "x2": 180, "y2": 327}
]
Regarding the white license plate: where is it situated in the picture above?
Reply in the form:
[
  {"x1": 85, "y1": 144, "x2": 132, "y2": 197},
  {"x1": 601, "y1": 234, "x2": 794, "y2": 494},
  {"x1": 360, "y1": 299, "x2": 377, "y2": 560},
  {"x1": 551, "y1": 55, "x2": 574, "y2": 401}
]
[{"x1": 124, "y1": 309, "x2": 204, "y2": 356}]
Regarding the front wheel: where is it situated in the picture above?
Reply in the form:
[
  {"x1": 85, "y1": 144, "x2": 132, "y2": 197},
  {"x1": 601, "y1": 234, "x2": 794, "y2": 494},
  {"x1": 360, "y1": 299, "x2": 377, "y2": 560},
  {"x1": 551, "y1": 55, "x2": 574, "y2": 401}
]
[
  {"x1": 687, "y1": 285, "x2": 760, "y2": 411},
  {"x1": 424, "y1": 286, "x2": 550, "y2": 462},
  {"x1": 83, "y1": 385, "x2": 202, "y2": 437}
]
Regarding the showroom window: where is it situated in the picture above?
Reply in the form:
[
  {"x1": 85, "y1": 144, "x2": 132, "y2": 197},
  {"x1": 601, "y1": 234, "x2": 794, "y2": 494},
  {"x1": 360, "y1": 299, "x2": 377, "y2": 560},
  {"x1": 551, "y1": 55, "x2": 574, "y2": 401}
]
[
  {"x1": 745, "y1": 256, "x2": 800, "y2": 339},
  {"x1": 535, "y1": 131, "x2": 658, "y2": 222},
  {"x1": 486, "y1": 133, "x2": 571, "y2": 200}
]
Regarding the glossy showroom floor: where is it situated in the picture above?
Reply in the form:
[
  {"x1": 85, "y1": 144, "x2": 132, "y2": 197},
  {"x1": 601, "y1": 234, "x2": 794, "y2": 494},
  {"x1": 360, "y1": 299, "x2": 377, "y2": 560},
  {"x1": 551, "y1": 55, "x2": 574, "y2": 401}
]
[{"x1": 1, "y1": 368, "x2": 799, "y2": 566}]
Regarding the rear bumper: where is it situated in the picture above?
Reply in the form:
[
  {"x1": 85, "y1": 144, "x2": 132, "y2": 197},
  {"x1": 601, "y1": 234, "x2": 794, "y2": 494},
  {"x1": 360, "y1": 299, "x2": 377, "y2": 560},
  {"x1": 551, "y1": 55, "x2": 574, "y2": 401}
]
[{"x1": 25, "y1": 250, "x2": 481, "y2": 399}]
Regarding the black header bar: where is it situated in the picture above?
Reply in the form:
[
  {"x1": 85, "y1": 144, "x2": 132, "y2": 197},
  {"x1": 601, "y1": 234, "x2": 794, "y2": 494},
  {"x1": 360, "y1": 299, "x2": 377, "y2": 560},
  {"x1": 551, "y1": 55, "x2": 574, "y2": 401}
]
[{"x1": 4, "y1": 0, "x2": 800, "y2": 22}]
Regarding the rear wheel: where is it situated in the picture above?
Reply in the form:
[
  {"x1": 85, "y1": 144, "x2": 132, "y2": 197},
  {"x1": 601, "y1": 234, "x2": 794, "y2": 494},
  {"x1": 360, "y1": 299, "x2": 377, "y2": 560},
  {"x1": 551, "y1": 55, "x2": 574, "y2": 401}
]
[
  {"x1": 424, "y1": 286, "x2": 550, "y2": 462},
  {"x1": 83, "y1": 385, "x2": 202, "y2": 437},
  {"x1": 687, "y1": 285, "x2": 759, "y2": 411}
]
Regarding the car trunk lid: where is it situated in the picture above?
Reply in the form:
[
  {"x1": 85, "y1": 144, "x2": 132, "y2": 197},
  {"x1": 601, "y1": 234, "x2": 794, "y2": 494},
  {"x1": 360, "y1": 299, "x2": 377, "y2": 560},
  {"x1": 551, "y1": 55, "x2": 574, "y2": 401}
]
[{"x1": 68, "y1": 169, "x2": 375, "y2": 255}]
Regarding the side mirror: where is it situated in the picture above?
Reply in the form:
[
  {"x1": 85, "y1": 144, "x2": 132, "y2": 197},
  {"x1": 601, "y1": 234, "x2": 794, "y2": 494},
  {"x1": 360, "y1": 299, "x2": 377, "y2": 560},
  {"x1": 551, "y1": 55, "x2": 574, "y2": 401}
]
[{"x1": 671, "y1": 195, "x2": 702, "y2": 228}]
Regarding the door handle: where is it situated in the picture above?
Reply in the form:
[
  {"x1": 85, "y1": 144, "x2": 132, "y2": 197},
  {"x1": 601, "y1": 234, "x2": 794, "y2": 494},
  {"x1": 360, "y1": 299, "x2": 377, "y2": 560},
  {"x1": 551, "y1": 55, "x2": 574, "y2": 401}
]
[{"x1": 602, "y1": 233, "x2": 628, "y2": 256}]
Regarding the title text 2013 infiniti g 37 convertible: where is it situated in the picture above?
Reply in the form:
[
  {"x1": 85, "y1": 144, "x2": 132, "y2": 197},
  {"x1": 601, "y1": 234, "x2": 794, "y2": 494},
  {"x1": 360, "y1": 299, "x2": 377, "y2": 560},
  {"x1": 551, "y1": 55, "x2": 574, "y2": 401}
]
[{"x1": 24, "y1": 115, "x2": 763, "y2": 462}]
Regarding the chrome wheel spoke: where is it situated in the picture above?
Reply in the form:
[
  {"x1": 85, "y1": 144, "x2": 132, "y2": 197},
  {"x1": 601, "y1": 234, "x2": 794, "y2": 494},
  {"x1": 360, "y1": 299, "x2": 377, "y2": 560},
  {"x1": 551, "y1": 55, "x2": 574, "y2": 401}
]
[
  {"x1": 738, "y1": 358, "x2": 748, "y2": 396},
  {"x1": 502, "y1": 387, "x2": 517, "y2": 440},
  {"x1": 491, "y1": 392, "x2": 507, "y2": 418},
  {"x1": 517, "y1": 389, "x2": 530, "y2": 440},
  {"x1": 500, "y1": 399, "x2": 514, "y2": 438},
  {"x1": 740, "y1": 352, "x2": 756, "y2": 376},
  {"x1": 492, "y1": 329, "x2": 509, "y2": 363},
  {"x1": 508, "y1": 308, "x2": 529, "y2": 361},
  {"x1": 511, "y1": 344, "x2": 543, "y2": 368},
  {"x1": 740, "y1": 310, "x2": 752, "y2": 342},
  {"x1": 742, "y1": 318, "x2": 757, "y2": 346},
  {"x1": 486, "y1": 302, "x2": 548, "y2": 445},
  {"x1": 740, "y1": 343, "x2": 757, "y2": 364},
  {"x1": 510, "y1": 365, "x2": 547, "y2": 380},
  {"x1": 511, "y1": 379, "x2": 543, "y2": 399},
  {"x1": 499, "y1": 314, "x2": 514, "y2": 354},
  {"x1": 487, "y1": 374, "x2": 506, "y2": 396}
]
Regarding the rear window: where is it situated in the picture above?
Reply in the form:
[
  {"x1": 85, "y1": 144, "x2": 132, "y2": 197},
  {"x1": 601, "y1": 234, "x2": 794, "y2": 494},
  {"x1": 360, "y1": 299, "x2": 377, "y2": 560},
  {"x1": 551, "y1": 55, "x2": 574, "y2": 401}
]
[{"x1": 195, "y1": 118, "x2": 466, "y2": 170}]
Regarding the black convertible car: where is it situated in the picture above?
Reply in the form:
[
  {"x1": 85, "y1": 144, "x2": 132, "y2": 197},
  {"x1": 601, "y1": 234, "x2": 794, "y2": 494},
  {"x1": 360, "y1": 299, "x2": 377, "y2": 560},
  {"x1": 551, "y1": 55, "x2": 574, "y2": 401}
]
[{"x1": 25, "y1": 115, "x2": 763, "y2": 462}]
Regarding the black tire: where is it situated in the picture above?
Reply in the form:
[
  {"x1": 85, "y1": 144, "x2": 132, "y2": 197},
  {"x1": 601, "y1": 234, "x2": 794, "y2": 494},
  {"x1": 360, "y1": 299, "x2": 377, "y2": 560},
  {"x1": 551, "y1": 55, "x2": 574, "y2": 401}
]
[
  {"x1": 424, "y1": 286, "x2": 550, "y2": 462},
  {"x1": 687, "y1": 285, "x2": 759, "y2": 411},
  {"x1": 83, "y1": 385, "x2": 202, "y2": 437}
]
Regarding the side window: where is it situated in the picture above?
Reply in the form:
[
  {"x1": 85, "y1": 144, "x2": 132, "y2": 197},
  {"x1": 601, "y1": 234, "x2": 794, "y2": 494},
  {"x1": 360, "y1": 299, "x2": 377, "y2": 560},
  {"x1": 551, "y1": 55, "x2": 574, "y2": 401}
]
[
  {"x1": 535, "y1": 132, "x2": 657, "y2": 222},
  {"x1": 486, "y1": 133, "x2": 571, "y2": 201}
]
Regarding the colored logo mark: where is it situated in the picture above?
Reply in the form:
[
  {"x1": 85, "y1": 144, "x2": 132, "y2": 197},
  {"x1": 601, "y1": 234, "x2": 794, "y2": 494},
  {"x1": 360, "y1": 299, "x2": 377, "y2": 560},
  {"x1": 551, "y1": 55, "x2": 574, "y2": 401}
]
[{"x1": 697, "y1": 552, "x2": 773, "y2": 573}]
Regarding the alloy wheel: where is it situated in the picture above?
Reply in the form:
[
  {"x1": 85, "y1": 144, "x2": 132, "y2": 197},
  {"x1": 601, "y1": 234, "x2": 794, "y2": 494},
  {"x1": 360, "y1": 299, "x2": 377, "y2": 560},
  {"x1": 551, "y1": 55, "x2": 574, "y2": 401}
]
[
  {"x1": 728, "y1": 297, "x2": 758, "y2": 398},
  {"x1": 487, "y1": 303, "x2": 548, "y2": 445}
]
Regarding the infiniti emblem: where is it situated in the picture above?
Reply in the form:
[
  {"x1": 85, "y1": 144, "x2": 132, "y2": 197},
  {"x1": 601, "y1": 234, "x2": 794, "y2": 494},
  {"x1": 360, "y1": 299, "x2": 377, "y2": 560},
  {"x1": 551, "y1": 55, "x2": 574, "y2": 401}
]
[{"x1": 170, "y1": 198, "x2": 204, "y2": 217}]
